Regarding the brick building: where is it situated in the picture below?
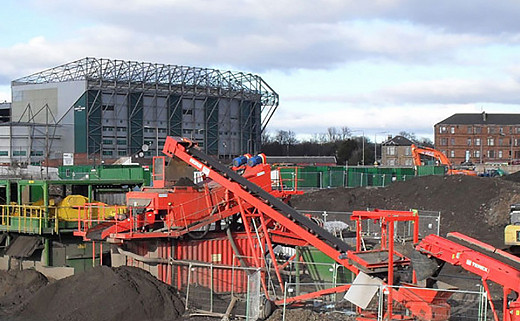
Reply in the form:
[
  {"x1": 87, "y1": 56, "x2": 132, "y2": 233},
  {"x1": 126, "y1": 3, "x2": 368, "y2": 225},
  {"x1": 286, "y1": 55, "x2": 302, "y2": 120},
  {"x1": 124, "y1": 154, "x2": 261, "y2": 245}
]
[
  {"x1": 381, "y1": 135, "x2": 414, "y2": 167},
  {"x1": 435, "y1": 112, "x2": 520, "y2": 165}
]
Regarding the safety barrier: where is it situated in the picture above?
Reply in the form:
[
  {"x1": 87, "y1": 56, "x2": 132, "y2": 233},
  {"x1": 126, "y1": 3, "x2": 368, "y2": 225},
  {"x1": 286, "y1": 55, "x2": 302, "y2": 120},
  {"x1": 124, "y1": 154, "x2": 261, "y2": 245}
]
[
  {"x1": 0, "y1": 204, "x2": 59, "y2": 234},
  {"x1": 281, "y1": 282, "x2": 491, "y2": 321},
  {"x1": 301, "y1": 210, "x2": 441, "y2": 241},
  {"x1": 177, "y1": 259, "x2": 263, "y2": 319},
  {"x1": 276, "y1": 170, "x2": 417, "y2": 190}
]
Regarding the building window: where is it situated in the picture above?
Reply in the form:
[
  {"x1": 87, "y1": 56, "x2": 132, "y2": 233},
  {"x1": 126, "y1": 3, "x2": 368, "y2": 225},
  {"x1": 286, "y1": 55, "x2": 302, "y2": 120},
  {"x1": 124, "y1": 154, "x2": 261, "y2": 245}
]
[
  {"x1": 499, "y1": 150, "x2": 503, "y2": 158},
  {"x1": 387, "y1": 146, "x2": 396, "y2": 156},
  {"x1": 475, "y1": 138, "x2": 481, "y2": 146},
  {"x1": 450, "y1": 138, "x2": 455, "y2": 145},
  {"x1": 117, "y1": 127, "x2": 127, "y2": 132},
  {"x1": 488, "y1": 127, "x2": 495, "y2": 134},
  {"x1": 118, "y1": 150, "x2": 126, "y2": 156},
  {"x1": 487, "y1": 138, "x2": 494, "y2": 146},
  {"x1": 450, "y1": 127, "x2": 455, "y2": 134},
  {"x1": 467, "y1": 138, "x2": 472, "y2": 146},
  {"x1": 474, "y1": 150, "x2": 480, "y2": 158},
  {"x1": 30, "y1": 151, "x2": 43, "y2": 156},
  {"x1": 103, "y1": 139, "x2": 113, "y2": 145},
  {"x1": 102, "y1": 150, "x2": 113, "y2": 156},
  {"x1": 450, "y1": 150, "x2": 455, "y2": 158},
  {"x1": 102, "y1": 126, "x2": 114, "y2": 132},
  {"x1": 388, "y1": 159, "x2": 396, "y2": 166},
  {"x1": 117, "y1": 140, "x2": 126, "y2": 145},
  {"x1": 404, "y1": 159, "x2": 413, "y2": 166},
  {"x1": 439, "y1": 126, "x2": 447, "y2": 133},
  {"x1": 404, "y1": 146, "x2": 411, "y2": 156},
  {"x1": 13, "y1": 151, "x2": 26, "y2": 156},
  {"x1": 499, "y1": 127, "x2": 504, "y2": 134},
  {"x1": 475, "y1": 127, "x2": 482, "y2": 134},
  {"x1": 499, "y1": 138, "x2": 504, "y2": 146},
  {"x1": 487, "y1": 150, "x2": 495, "y2": 158},
  {"x1": 467, "y1": 126, "x2": 473, "y2": 134},
  {"x1": 440, "y1": 138, "x2": 448, "y2": 145},
  {"x1": 0, "y1": 151, "x2": 8, "y2": 156}
]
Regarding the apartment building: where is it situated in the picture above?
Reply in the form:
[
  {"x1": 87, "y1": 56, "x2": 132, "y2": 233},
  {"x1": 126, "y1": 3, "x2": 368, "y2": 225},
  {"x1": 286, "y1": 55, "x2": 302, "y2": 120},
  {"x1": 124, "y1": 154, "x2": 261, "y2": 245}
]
[{"x1": 435, "y1": 112, "x2": 520, "y2": 164}]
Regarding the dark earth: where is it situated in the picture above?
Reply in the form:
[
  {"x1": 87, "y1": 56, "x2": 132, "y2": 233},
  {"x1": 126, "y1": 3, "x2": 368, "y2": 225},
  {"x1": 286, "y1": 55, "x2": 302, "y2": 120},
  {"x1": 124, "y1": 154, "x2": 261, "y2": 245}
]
[
  {"x1": 0, "y1": 266, "x2": 185, "y2": 321},
  {"x1": 291, "y1": 174, "x2": 520, "y2": 247}
]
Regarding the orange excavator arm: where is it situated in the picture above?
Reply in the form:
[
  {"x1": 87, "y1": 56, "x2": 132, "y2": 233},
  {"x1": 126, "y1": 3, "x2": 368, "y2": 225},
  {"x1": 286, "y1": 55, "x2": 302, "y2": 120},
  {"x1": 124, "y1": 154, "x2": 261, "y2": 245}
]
[
  {"x1": 410, "y1": 144, "x2": 452, "y2": 167},
  {"x1": 410, "y1": 144, "x2": 477, "y2": 176}
]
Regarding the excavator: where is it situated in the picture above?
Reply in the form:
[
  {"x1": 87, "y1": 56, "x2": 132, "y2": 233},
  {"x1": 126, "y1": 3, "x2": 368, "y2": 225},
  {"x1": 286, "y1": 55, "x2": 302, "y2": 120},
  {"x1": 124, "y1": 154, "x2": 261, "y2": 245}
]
[{"x1": 411, "y1": 144, "x2": 477, "y2": 176}]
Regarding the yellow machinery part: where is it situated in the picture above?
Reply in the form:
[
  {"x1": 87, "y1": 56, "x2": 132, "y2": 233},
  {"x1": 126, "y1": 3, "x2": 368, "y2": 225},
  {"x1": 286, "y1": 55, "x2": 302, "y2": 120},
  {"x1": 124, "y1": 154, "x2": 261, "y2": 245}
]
[
  {"x1": 28, "y1": 195, "x2": 126, "y2": 221},
  {"x1": 504, "y1": 224, "x2": 520, "y2": 246}
]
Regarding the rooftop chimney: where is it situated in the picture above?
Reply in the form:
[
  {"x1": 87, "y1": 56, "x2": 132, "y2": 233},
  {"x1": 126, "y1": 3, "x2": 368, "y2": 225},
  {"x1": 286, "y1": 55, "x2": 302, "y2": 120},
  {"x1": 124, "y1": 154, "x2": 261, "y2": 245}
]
[{"x1": 482, "y1": 111, "x2": 487, "y2": 121}]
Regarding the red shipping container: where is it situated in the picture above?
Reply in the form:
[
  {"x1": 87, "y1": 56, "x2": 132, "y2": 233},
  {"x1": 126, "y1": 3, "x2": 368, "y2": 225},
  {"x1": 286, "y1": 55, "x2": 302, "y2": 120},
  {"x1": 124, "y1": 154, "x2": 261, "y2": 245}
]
[{"x1": 174, "y1": 232, "x2": 263, "y2": 293}]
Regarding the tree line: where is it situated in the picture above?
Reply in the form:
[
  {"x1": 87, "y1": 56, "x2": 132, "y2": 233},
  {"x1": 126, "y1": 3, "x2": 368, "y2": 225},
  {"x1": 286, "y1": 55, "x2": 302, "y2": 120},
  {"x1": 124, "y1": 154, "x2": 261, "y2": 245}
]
[{"x1": 261, "y1": 127, "x2": 433, "y2": 165}]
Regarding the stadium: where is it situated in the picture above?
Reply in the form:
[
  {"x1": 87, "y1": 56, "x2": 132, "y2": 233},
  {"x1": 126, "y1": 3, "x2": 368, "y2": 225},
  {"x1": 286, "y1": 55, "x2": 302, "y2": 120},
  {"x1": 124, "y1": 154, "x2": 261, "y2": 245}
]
[{"x1": 3, "y1": 57, "x2": 278, "y2": 165}]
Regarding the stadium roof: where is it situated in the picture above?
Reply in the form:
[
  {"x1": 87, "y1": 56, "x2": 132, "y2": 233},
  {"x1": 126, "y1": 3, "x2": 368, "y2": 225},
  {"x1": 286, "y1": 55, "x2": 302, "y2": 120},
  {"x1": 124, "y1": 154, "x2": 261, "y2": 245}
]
[{"x1": 12, "y1": 57, "x2": 279, "y2": 131}]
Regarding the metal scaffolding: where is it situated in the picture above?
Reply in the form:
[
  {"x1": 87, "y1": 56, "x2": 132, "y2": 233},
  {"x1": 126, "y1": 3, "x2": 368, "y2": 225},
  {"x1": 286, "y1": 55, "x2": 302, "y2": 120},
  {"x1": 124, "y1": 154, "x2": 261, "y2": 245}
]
[
  {"x1": 12, "y1": 57, "x2": 279, "y2": 133},
  {"x1": 11, "y1": 58, "x2": 279, "y2": 160}
]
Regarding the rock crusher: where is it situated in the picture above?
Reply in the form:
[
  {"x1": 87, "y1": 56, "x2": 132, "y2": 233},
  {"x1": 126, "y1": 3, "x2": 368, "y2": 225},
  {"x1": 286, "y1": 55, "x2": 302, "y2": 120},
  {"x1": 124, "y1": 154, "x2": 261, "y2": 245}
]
[{"x1": 74, "y1": 136, "x2": 520, "y2": 321}]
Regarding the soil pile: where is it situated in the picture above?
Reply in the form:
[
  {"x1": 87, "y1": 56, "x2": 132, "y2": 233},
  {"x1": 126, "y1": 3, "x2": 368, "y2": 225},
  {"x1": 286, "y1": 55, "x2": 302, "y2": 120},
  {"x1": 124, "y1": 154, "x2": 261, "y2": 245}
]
[
  {"x1": 267, "y1": 308, "x2": 356, "y2": 321},
  {"x1": 11, "y1": 266, "x2": 185, "y2": 321},
  {"x1": 503, "y1": 171, "x2": 520, "y2": 183},
  {"x1": 291, "y1": 175, "x2": 520, "y2": 246},
  {"x1": 0, "y1": 269, "x2": 48, "y2": 314}
]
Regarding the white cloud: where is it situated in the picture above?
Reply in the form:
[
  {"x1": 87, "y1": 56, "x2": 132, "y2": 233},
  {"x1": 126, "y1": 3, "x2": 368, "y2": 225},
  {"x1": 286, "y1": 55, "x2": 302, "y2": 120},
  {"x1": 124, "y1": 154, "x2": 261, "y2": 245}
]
[
  {"x1": 0, "y1": 0, "x2": 519, "y2": 141},
  {"x1": 266, "y1": 103, "x2": 482, "y2": 139}
]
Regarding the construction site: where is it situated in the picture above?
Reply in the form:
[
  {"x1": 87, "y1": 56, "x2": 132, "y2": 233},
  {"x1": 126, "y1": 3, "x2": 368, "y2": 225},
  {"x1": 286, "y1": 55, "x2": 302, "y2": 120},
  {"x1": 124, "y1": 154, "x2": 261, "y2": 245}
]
[{"x1": 0, "y1": 58, "x2": 519, "y2": 321}]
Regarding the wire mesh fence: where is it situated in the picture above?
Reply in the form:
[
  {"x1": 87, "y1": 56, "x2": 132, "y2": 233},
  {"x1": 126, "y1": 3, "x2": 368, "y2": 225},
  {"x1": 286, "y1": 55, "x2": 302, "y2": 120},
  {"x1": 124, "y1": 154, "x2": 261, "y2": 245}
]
[
  {"x1": 275, "y1": 170, "x2": 418, "y2": 190},
  {"x1": 300, "y1": 209, "x2": 441, "y2": 240},
  {"x1": 281, "y1": 282, "x2": 491, "y2": 321},
  {"x1": 174, "y1": 255, "x2": 491, "y2": 321},
  {"x1": 175, "y1": 260, "x2": 261, "y2": 318}
]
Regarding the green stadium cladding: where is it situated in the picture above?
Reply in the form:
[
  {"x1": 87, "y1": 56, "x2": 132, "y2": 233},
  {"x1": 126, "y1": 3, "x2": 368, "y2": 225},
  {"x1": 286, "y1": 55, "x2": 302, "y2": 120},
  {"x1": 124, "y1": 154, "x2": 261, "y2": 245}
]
[{"x1": 10, "y1": 57, "x2": 278, "y2": 164}]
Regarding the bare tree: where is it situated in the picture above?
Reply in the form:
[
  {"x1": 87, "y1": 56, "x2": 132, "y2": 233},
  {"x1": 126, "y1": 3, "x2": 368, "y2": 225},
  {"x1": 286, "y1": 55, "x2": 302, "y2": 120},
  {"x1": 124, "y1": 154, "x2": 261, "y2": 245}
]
[
  {"x1": 399, "y1": 131, "x2": 417, "y2": 142},
  {"x1": 340, "y1": 126, "x2": 351, "y2": 140},
  {"x1": 275, "y1": 130, "x2": 298, "y2": 145},
  {"x1": 327, "y1": 127, "x2": 339, "y2": 142},
  {"x1": 261, "y1": 131, "x2": 273, "y2": 144}
]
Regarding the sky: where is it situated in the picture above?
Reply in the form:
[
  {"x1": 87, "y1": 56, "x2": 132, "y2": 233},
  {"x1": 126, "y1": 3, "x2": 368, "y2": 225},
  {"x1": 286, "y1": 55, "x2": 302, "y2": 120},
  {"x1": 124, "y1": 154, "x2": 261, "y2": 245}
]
[{"x1": 1, "y1": 1, "x2": 520, "y2": 142}]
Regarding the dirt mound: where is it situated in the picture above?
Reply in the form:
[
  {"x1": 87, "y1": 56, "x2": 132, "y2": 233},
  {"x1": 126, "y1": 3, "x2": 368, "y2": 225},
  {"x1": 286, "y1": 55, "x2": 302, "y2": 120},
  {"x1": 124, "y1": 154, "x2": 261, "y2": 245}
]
[
  {"x1": 12, "y1": 266, "x2": 185, "y2": 321},
  {"x1": 267, "y1": 308, "x2": 356, "y2": 321},
  {"x1": 503, "y1": 171, "x2": 520, "y2": 183},
  {"x1": 0, "y1": 269, "x2": 48, "y2": 314},
  {"x1": 291, "y1": 175, "x2": 520, "y2": 246}
]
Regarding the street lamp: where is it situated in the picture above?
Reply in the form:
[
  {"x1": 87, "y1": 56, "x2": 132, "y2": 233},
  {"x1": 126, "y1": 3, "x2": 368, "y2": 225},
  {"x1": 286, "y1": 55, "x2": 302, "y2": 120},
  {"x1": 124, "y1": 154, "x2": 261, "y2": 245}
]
[
  {"x1": 352, "y1": 130, "x2": 365, "y2": 165},
  {"x1": 374, "y1": 131, "x2": 388, "y2": 164}
]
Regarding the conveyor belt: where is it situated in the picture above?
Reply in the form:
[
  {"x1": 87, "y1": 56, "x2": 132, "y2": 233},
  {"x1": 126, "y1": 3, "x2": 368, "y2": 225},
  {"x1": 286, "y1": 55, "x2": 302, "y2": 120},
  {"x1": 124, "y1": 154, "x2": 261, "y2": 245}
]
[
  {"x1": 447, "y1": 232, "x2": 520, "y2": 272},
  {"x1": 187, "y1": 146, "x2": 352, "y2": 253}
]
